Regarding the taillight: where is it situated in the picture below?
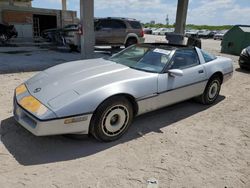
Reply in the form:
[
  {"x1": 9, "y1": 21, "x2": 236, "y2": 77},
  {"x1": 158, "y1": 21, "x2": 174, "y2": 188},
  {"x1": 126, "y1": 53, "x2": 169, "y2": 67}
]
[
  {"x1": 78, "y1": 24, "x2": 83, "y2": 35},
  {"x1": 140, "y1": 29, "x2": 144, "y2": 37}
]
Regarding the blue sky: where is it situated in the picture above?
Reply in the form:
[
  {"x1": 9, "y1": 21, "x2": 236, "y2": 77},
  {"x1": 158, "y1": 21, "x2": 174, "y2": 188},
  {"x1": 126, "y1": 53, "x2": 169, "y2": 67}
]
[{"x1": 32, "y1": 0, "x2": 250, "y2": 25}]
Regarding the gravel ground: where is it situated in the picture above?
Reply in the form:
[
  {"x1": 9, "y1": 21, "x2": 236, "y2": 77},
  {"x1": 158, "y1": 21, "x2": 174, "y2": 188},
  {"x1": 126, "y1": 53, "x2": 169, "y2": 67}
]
[{"x1": 0, "y1": 36, "x2": 249, "y2": 188}]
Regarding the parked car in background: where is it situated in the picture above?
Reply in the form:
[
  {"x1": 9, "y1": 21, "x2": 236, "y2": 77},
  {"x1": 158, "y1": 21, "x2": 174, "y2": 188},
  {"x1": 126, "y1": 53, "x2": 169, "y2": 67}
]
[
  {"x1": 150, "y1": 28, "x2": 157, "y2": 33},
  {"x1": 185, "y1": 30, "x2": 199, "y2": 37},
  {"x1": 143, "y1": 28, "x2": 152, "y2": 34},
  {"x1": 198, "y1": 30, "x2": 215, "y2": 39},
  {"x1": 0, "y1": 23, "x2": 18, "y2": 44},
  {"x1": 152, "y1": 28, "x2": 169, "y2": 35},
  {"x1": 42, "y1": 27, "x2": 60, "y2": 42},
  {"x1": 41, "y1": 24, "x2": 78, "y2": 45},
  {"x1": 239, "y1": 46, "x2": 250, "y2": 69},
  {"x1": 214, "y1": 30, "x2": 228, "y2": 40},
  {"x1": 65, "y1": 17, "x2": 145, "y2": 50},
  {"x1": 14, "y1": 43, "x2": 233, "y2": 141}
]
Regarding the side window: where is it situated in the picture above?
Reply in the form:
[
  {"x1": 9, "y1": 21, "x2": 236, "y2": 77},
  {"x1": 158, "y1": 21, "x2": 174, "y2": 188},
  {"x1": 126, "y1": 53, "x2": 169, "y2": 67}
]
[
  {"x1": 169, "y1": 49, "x2": 200, "y2": 70},
  {"x1": 99, "y1": 20, "x2": 113, "y2": 29},
  {"x1": 98, "y1": 20, "x2": 126, "y2": 29},
  {"x1": 111, "y1": 20, "x2": 126, "y2": 29},
  {"x1": 128, "y1": 21, "x2": 142, "y2": 29},
  {"x1": 200, "y1": 49, "x2": 217, "y2": 62}
]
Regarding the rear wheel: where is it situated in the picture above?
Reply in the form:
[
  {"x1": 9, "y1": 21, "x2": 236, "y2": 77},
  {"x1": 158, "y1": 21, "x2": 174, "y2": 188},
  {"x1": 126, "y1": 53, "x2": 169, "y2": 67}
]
[
  {"x1": 91, "y1": 97, "x2": 134, "y2": 142},
  {"x1": 125, "y1": 38, "x2": 137, "y2": 48},
  {"x1": 197, "y1": 76, "x2": 221, "y2": 105}
]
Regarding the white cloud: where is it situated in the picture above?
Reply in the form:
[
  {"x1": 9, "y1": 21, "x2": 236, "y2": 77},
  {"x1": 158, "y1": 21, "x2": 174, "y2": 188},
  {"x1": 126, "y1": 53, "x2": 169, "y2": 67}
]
[
  {"x1": 94, "y1": 0, "x2": 177, "y2": 24},
  {"x1": 187, "y1": 0, "x2": 249, "y2": 25},
  {"x1": 33, "y1": 0, "x2": 250, "y2": 25},
  {"x1": 223, "y1": 5, "x2": 250, "y2": 25}
]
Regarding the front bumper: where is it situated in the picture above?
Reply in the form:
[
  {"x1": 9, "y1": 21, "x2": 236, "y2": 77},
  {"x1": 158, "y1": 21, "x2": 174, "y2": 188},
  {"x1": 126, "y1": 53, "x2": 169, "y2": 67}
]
[{"x1": 13, "y1": 99, "x2": 92, "y2": 136}]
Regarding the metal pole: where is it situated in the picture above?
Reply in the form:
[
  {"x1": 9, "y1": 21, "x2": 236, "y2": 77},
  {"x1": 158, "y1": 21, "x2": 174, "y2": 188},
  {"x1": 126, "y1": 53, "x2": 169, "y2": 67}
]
[
  {"x1": 174, "y1": 0, "x2": 189, "y2": 35},
  {"x1": 61, "y1": 0, "x2": 67, "y2": 27},
  {"x1": 80, "y1": 0, "x2": 95, "y2": 59},
  {"x1": 62, "y1": 0, "x2": 67, "y2": 10}
]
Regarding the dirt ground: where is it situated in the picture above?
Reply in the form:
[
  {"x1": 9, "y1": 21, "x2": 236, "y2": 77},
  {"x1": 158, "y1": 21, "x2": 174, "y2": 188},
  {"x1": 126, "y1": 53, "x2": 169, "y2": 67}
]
[{"x1": 0, "y1": 37, "x2": 249, "y2": 188}]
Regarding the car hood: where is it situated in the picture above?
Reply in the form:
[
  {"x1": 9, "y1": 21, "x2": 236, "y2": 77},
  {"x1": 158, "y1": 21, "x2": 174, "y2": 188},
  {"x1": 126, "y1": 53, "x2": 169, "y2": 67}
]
[{"x1": 25, "y1": 58, "x2": 156, "y2": 109}]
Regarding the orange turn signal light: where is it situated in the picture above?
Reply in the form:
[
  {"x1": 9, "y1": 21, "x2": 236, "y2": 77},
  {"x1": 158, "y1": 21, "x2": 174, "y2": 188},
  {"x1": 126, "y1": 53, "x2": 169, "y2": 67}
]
[
  {"x1": 15, "y1": 84, "x2": 27, "y2": 96},
  {"x1": 19, "y1": 95, "x2": 48, "y2": 116}
]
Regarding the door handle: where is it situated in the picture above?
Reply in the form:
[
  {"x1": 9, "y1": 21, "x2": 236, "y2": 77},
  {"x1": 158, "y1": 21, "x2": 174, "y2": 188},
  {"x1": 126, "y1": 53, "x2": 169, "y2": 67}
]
[{"x1": 198, "y1": 70, "x2": 204, "y2": 74}]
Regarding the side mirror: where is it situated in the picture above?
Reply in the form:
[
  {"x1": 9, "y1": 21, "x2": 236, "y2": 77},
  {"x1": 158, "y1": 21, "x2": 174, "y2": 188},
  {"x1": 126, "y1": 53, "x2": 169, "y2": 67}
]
[{"x1": 168, "y1": 69, "x2": 184, "y2": 77}]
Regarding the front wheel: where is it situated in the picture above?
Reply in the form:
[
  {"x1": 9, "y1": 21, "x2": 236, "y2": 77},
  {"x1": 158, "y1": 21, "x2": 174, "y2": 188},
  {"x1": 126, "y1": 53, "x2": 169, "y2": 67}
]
[
  {"x1": 90, "y1": 97, "x2": 134, "y2": 142},
  {"x1": 197, "y1": 77, "x2": 221, "y2": 105}
]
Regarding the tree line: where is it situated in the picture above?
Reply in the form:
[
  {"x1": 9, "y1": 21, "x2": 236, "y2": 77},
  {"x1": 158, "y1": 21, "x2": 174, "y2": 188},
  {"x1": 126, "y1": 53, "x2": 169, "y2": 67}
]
[{"x1": 143, "y1": 23, "x2": 232, "y2": 31}]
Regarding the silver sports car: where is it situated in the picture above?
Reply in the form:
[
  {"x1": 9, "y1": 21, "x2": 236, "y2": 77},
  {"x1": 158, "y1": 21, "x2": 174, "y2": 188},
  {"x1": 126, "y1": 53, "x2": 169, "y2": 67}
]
[{"x1": 14, "y1": 43, "x2": 233, "y2": 141}]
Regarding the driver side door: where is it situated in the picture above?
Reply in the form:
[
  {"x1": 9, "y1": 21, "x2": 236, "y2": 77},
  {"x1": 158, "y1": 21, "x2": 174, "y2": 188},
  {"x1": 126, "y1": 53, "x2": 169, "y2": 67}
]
[{"x1": 156, "y1": 49, "x2": 207, "y2": 108}]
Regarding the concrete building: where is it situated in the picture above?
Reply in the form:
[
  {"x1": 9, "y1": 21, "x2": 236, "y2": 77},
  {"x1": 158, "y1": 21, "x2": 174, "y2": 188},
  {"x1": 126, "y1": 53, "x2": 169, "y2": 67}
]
[
  {"x1": 0, "y1": 0, "x2": 77, "y2": 39},
  {"x1": 1, "y1": 0, "x2": 189, "y2": 59}
]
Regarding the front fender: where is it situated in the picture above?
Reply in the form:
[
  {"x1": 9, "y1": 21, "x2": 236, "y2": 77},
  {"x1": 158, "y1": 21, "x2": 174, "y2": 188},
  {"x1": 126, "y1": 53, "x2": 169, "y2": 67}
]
[{"x1": 53, "y1": 76, "x2": 158, "y2": 118}]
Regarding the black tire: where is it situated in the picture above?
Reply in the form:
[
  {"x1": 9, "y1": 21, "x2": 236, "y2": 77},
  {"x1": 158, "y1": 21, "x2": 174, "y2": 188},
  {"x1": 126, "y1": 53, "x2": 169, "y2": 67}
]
[
  {"x1": 196, "y1": 76, "x2": 222, "y2": 105},
  {"x1": 125, "y1": 38, "x2": 137, "y2": 48},
  {"x1": 90, "y1": 97, "x2": 134, "y2": 142}
]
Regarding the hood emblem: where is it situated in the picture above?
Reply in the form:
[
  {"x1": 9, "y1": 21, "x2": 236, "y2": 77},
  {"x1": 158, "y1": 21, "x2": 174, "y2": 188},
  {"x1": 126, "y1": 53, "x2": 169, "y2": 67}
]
[{"x1": 33, "y1": 88, "x2": 41, "y2": 93}]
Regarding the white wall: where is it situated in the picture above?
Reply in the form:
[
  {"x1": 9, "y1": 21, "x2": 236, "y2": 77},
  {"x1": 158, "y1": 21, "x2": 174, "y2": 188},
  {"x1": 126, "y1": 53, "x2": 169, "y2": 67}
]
[{"x1": 14, "y1": 23, "x2": 33, "y2": 38}]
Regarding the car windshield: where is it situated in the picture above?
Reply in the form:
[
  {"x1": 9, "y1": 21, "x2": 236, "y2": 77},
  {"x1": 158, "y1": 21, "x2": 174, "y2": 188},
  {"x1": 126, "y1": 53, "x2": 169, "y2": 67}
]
[{"x1": 109, "y1": 45, "x2": 172, "y2": 73}]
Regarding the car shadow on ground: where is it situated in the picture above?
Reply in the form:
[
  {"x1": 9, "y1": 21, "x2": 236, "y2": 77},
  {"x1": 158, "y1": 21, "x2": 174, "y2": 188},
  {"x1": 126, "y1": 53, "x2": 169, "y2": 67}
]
[
  {"x1": 0, "y1": 96, "x2": 225, "y2": 166},
  {"x1": 235, "y1": 68, "x2": 250, "y2": 74}
]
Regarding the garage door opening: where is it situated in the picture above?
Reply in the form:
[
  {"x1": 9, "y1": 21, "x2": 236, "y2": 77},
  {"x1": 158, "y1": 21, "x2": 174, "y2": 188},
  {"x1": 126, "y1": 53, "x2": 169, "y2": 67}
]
[{"x1": 33, "y1": 14, "x2": 57, "y2": 37}]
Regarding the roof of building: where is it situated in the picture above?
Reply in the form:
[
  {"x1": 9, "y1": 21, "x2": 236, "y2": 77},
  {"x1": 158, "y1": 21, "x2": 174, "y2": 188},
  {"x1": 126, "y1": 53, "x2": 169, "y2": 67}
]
[
  {"x1": 234, "y1": 25, "x2": 250, "y2": 33},
  {"x1": 239, "y1": 26, "x2": 250, "y2": 33}
]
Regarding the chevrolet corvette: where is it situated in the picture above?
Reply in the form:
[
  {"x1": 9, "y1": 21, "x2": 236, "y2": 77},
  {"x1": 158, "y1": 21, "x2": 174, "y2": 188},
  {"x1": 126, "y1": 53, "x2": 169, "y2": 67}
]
[{"x1": 14, "y1": 43, "x2": 233, "y2": 141}]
